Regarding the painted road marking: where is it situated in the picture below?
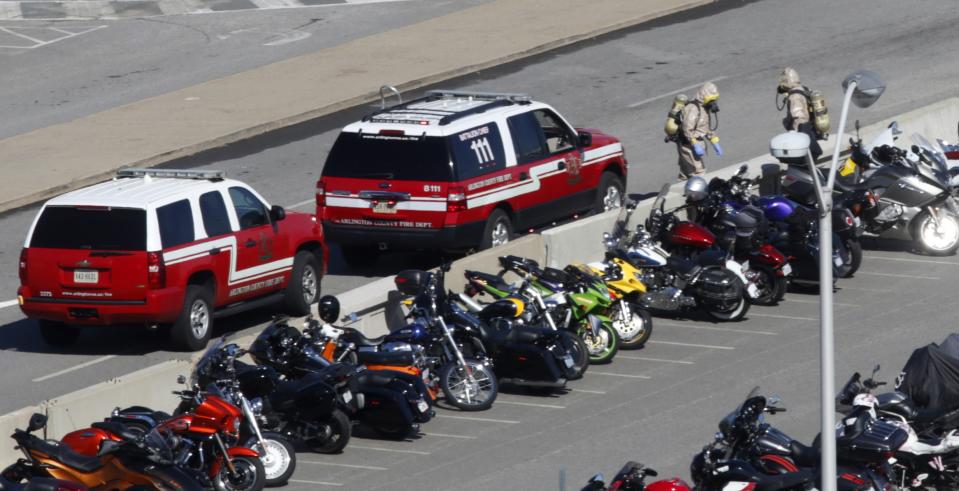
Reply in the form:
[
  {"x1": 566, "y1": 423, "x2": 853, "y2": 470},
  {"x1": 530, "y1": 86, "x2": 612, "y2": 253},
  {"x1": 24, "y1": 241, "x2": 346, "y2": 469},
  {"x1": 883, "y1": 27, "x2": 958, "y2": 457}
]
[
  {"x1": 348, "y1": 445, "x2": 430, "y2": 455},
  {"x1": 299, "y1": 461, "x2": 387, "y2": 471},
  {"x1": 627, "y1": 76, "x2": 728, "y2": 108},
  {"x1": 649, "y1": 340, "x2": 734, "y2": 350},
  {"x1": 289, "y1": 480, "x2": 343, "y2": 487},
  {"x1": 285, "y1": 198, "x2": 314, "y2": 210},
  {"x1": 569, "y1": 388, "x2": 607, "y2": 395},
  {"x1": 495, "y1": 400, "x2": 566, "y2": 409},
  {"x1": 33, "y1": 355, "x2": 117, "y2": 382},
  {"x1": 436, "y1": 414, "x2": 519, "y2": 424},
  {"x1": 421, "y1": 432, "x2": 477, "y2": 440},
  {"x1": 614, "y1": 355, "x2": 694, "y2": 365},
  {"x1": 864, "y1": 255, "x2": 959, "y2": 266},
  {"x1": 0, "y1": 299, "x2": 18, "y2": 309},
  {"x1": 588, "y1": 371, "x2": 651, "y2": 379},
  {"x1": 786, "y1": 298, "x2": 859, "y2": 307},
  {"x1": 658, "y1": 322, "x2": 777, "y2": 335},
  {"x1": 0, "y1": 25, "x2": 107, "y2": 49},
  {"x1": 855, "y1": 271, "x2": 940, "y2": 280},
  {"x1": 749, "y1": 313, "x2": 815, "y2": 321}
]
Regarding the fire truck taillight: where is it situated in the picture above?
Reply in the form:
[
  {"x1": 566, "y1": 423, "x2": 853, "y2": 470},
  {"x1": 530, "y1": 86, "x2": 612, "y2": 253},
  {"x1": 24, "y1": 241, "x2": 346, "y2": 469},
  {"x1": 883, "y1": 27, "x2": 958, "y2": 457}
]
[
  {"x1": 147, "y1": 252, "x2": 166, "y2": 290},
  {"x1": 18, "y1": 248, "x2": 27, "y2": 284},
  {"x1": 315, "y1": 181, "x2": 325, "y2": 208},
  {"x1": 447, "y1": 186, "x2": 467, "y2": 212}
]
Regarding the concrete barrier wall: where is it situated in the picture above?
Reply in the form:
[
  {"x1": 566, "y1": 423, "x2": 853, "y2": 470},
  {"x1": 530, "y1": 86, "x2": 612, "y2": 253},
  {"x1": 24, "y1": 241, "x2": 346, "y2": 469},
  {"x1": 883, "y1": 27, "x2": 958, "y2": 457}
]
[{"x1": 3, "y1": 98, "x2": 958, "y2": 468}]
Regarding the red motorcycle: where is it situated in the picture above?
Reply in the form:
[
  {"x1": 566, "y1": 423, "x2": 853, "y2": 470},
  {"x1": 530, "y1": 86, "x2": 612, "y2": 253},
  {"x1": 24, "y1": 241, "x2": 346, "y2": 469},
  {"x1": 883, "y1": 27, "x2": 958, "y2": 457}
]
[
  {"x1": 581, "y1": 461, "x2": 691, "y2": 491},
  {"x1": 62, "y1": 391, "x2": 264, "y2": 491}
]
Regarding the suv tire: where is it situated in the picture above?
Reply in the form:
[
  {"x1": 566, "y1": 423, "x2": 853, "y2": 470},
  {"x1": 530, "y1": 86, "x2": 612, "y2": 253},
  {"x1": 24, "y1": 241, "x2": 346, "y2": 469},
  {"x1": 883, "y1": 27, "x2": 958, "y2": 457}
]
[
  {"x1": 594, "y1": 172, "x2": 624, "y2": 214},
  {"x1": 285, "y1": 251, "x2": 321, "y2": 316},
  {"x1": 480, "y1": 209, "x2": 512, "y2": 250},
  {"x1": 39, "y1": 320, "x2": 80, "y2": 348},
  {"x1": 171, "y1": 285, "x2": 214, "y2": 351}
]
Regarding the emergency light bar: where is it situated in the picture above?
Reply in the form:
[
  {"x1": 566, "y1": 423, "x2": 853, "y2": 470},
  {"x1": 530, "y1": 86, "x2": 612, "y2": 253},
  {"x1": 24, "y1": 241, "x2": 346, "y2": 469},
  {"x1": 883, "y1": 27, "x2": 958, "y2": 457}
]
[
  {"x1": 425, "y1": 90, "x2": 531, "y2": 103},
  {"x1": 117, "y1": 168, "x2": 226, "y2": 181}
]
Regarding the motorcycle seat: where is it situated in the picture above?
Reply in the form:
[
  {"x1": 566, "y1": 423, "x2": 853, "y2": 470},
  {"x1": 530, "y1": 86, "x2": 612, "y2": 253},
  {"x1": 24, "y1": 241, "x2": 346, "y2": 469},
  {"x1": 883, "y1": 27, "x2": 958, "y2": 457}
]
[
  {"x1": 465, "y1": 270, "x2": 512, "y2": 293},
  {"x1": 357, "y1": 350, "x2": 415, "y2": 366},
  {"x1": 27, "y1": 435, "x2": 104, "y2": 473},
  {"x1": 666, "y1": 255, "x2": 697, "y2": 275},
  {"x1": 789, "y1": 440, "x2": 820, "y2": 467}
]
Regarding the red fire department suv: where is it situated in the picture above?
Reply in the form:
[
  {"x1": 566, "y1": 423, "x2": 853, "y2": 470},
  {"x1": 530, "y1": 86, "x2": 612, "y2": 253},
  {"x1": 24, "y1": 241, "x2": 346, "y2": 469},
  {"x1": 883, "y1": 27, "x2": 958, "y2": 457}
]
[
  {"x1": 18, "y1": 169, "x2": 327, "y2": 351},
  {"x1": 316, "y1": 90, "x2": 627, "y2": 265}
]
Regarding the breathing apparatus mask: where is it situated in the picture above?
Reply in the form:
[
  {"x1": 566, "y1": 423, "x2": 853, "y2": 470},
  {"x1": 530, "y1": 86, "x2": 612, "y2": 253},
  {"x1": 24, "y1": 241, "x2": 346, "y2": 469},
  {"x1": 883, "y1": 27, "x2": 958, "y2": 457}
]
[{"x1": 702, "y1": 93, "x2": 720, "y2": 132}]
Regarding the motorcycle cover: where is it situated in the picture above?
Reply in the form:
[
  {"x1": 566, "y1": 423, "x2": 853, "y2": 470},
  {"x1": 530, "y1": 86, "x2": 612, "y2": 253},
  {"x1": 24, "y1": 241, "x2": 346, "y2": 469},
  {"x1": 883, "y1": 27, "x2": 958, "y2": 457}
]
[
  {"x1": 939, "y1": 333, "x2": 959, "y2": 359},
  {"x1": 897, "y1": 340, "x2": 959, "y2": 413}
]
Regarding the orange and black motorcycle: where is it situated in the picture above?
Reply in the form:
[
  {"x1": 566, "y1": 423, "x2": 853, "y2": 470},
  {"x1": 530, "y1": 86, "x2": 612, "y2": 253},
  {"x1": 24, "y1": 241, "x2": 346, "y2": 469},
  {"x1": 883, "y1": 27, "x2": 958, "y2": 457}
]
[
  {"x1": 3, "y1": 413, "x2": 208, "y2": 490},
  {"x1": 61, "y1": 390, "x2": 264, "y2": 491}
]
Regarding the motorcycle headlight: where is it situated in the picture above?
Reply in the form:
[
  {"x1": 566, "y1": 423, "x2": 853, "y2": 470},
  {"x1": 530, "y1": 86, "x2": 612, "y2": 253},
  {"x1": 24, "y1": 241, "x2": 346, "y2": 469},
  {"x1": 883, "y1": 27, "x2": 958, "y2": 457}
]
[
  {"x1": 232, "y1": 417, "x2": 241, "y2": 434},
  {"x1": 249, "y1": 398, "x2": 263, "y2": 414}
]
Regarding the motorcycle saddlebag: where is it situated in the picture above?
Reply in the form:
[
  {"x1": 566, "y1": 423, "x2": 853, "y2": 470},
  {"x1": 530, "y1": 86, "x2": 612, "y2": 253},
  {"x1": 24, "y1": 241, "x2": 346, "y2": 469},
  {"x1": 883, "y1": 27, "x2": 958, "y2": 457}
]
[
  {"x1": 394, "y1": 270, "x2": 431, "y2": 296},
  {"x1": 694, "y1": 268, "x2": 743, "y2": 302},
  {"x1": 356, "y1": 385, "x2": 416, "y2": 428},
  {"x1": 496, "y1": 343, "x2": 566, "y2": 386}
]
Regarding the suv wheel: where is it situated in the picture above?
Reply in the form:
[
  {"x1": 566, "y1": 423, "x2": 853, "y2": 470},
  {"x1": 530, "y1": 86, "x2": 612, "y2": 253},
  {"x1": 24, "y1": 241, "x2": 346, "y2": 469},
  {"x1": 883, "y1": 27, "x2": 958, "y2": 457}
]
[
  {"x1": 594, "y1": 172, "x2": 624, "y2": 214},
  {"x1": 285, "y1": 251, "x2": 321, "y2": 316},
  {"x1": 480, "y1": 209, "x2": 512, "y2": 250},
  {"x1": 39, "y1": 320, "x2": 80, "y2": 348},
  {"x1": 171, "y1": 285, "x2": 213, "y2": 351}
]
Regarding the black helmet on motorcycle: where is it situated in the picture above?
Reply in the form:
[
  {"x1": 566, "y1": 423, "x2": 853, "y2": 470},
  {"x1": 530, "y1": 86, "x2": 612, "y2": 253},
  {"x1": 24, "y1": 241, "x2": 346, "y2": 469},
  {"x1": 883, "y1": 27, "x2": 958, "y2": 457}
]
[
  {"x1": 318, "y1": 295, "x2": 340, "y2": 324},
  {"x1": 684, "y1": 176, "x2": 709, "y2": 202}
]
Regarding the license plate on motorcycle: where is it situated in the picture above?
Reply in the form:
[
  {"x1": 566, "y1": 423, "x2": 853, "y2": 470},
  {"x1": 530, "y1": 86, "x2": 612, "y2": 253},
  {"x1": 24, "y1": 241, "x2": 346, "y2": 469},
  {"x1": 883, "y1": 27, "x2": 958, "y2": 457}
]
[
  {"x1": 563, "y1": 355, "x2": 574, "y2": 368},
  {"x1": 417, "y1": 400, "x2": 429, "y2": 413},
  {"x1": 372, "y1": 201, "x2": 397, "y2": 214},
  {"x1": 341, "y1": 390, "x2": 352, "y2": 404},
  {"x1": 834, "y1": 255, "x2": 843, "y2": 267},
  {"x1": 780, "y1": 264, "x2": 792, "y2": 276}
]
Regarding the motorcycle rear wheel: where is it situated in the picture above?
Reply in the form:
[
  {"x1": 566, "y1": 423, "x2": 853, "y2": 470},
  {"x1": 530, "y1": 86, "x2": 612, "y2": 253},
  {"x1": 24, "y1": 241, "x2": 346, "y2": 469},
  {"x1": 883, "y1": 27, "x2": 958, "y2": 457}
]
[
  {"x1": 748, "y1": 265, "x2": 787, "y2": 306},
  {"x1": 834, "y1": 238, "x2": 862, "y2": 278},
  {"x1": 440, "y1": 359, "x2": 498, "y2": 411},
  {"x1": 307, "y1": 409, "x2": 351, "y2": 454},
  {"x1": 706, "y1": 293, "x2": 750, "y2": 322},
  {"x1": 558, "y1": 330, "x2": 589, "y2": 380}
]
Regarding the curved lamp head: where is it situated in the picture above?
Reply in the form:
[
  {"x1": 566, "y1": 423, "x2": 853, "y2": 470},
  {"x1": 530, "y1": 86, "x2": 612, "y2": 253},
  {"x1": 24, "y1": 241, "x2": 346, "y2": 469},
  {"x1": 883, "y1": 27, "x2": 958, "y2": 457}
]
[
  {"x1": 770, "y1": 131, "x2": 811, "y2": 161},
  {"x1": 843, "y1": 70, "x2": 885, "y2": 108}
]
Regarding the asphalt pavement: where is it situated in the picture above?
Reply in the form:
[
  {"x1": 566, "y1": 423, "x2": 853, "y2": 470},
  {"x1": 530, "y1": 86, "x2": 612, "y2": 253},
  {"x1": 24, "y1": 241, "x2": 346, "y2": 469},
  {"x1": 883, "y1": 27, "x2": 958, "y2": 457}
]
[{"x1": 1, "y1": 0, "x2": 959, "y2": 486}]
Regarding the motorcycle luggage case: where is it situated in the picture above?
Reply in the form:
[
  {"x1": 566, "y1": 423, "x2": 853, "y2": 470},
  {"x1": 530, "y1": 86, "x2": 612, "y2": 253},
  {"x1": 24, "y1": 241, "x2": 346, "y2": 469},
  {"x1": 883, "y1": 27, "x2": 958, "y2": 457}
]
[
  {"x1": 356, "y1": 385, "x2": 417, "y2": 428},
  {"x1": 269, "y1": 373, "x2": 337, "y2": 419},
  {"x1": 496, "y1": 343, "x2": 566, "y2": 386},
  {"x1": 394, "y1": 270, "x2": 431, "y2": 296},
  {"x1": 694, "y1": 268, "x2": 742, "y2": 301},
  {"x1": 837, "y1": 419, "x2": 908, "y2": 464}
]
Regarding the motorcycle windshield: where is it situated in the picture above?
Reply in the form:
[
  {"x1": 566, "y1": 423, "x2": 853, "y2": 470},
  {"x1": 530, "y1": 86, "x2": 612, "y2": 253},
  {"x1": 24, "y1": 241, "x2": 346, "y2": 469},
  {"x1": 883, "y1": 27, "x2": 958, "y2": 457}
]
[
  {"x1": 191, "y1": 337, "x2": 227, "y2": 388},
  {"x1": 142, "y1": 427, "x2": 176, "y2": 464},
  {"x1": 650, "y1": 183, "x2": 671, "y2": 219},
  {"x1": 912, "y1": 133, "x2": 950, "y2": 184}
]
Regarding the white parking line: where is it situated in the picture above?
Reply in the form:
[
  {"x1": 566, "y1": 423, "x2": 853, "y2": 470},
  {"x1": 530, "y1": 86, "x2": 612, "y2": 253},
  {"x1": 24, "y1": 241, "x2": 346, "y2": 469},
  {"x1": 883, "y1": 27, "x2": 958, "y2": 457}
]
[
  {"x1": 614, "y1": 355, "x2": 694, "y2": 365},
  {"x1": 285, "y1": 199, "x2": 314, "y2": 210},
  {"x1": 32, "y1": 355, "x2": 117, "y2": 382},
  {"x1": 658, "y1": 322, "x2": 777, "y2": 335},
  {"x1": 569, "y1": 388, "x2": 607, "y2": 395},
  {"x1": 649, "y1": 340, "x2": 734, "y2": 350},
  {"x1": 289, "y1": 479, "x2": 343, "y2": 487},
  {"x1": 421, "y1": 432, "x2": 477, "y2": 439},
  {"x1": 436, "y1": 414, "x2": 519, "y2": 424},
  {"x1": 786, "y1": 298, "x2": 859, "y2": 307},
  {"x1": 864, "y1": 255, "x2": 959, "y2": 266},
  {"x1": 627, "y1": 76, "x2": 728, "y2": 108},
  {"x1": 348, "y1": 445, "x2": 430, "y2": 455},
  {"x1": 495, "y1": 400, "x2": 565, "y2": 409},
  {"x1": 0, "y1": 299, "x2": 18, "y2": 309},
  {"x1": 588, "y1": 371, "x2": 651, "y2": 379},
  {"x1": 299, "y1": 461, "x2": 387, "y2": 471},
  {"x1": 749, "y1": 313, "x2": 815, "y2": 321},
  {"x1": 855, "y1": 271, "x2": 940, "y2": 280}
]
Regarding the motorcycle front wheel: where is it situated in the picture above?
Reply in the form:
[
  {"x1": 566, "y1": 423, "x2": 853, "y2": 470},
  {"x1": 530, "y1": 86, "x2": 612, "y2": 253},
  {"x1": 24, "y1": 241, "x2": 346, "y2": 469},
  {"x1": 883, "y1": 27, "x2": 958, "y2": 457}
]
[
  {"x1": 247, "y1": 432, "x2": 296, "y2": 487},
  {"x1": 610, "y1": 302, "x2": 653, "y2": 349},
  {"x1": 440, "y1": 359, "x2": 498, "y2": 411},
  {"x1": 214, "y1": 455, "x2": 265, "y2": 491},
  {"x1": 912, "y1": 211, "x2": 959, "y2": 256},
  {"x1": 579, "y1": 321, "x2": 619, "y2": 364}
]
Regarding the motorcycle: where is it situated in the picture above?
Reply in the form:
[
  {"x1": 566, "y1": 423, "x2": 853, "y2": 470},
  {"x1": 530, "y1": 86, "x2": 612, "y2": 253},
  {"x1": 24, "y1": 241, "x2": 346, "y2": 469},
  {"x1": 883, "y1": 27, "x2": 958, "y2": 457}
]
[
  {"x1": 690, "y1": 389, "x2": 904, "y2": 491},
  {"x1": 838, "y1": 366, "x2": 959, "y2": 489},
  {"x1": 581, "y1": 461, "x2": 691, "y2": 491},
  {"x1": 249, "y1": 317, "x2": 434, "y2": 439},
  {"x1": 4, "y1": 413, "x2": 209, "y2": 491},
  {"x1": 784, "y1": 121, "x2": 959, "y2": 255},
  {"x1": 62, "y1": 374, "x2": 265, "y2": 491}
]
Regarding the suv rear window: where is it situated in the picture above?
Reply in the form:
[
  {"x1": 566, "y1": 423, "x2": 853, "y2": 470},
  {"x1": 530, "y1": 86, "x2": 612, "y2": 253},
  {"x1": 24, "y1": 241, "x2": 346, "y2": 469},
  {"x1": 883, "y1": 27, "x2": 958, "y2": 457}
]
[
  {"x1": 157, "y1": 199, "x2": 195, "y2": 249},
  {"x1": 30, "y1": 206, "x2": 146, "y2": 250},
  {"x1": 323, "y1": 132, "x2": 453, "y2": 182}
]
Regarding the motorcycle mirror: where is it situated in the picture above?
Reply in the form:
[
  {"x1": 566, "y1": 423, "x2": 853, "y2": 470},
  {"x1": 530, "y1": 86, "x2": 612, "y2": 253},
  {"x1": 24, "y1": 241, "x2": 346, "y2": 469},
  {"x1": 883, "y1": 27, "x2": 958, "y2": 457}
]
[
  {"x1": 644, "y1": 468, "x2": 658, "y2": 477},
  {"x1": 26, "y1": 413, "x2": 47, "y2": 433},
  {"x1": 176, "y1": 375, "x2": 186, "y2": 385},
  {"x1": 768, "y1": 395, "x2": 782, "y2": 406},
  {"x1": 872, "y1": 364, "x2": 880, "y2": 374},
  {"x1": 588, "y1": 473, "x2": 604, "y2": 483}
]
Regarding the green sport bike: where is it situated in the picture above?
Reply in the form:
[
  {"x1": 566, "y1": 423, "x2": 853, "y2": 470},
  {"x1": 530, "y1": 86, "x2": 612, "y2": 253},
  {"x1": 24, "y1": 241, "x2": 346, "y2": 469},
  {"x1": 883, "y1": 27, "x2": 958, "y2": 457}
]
[{"x1": 462, "y1": 255, "x2": 620, "y2": 365}]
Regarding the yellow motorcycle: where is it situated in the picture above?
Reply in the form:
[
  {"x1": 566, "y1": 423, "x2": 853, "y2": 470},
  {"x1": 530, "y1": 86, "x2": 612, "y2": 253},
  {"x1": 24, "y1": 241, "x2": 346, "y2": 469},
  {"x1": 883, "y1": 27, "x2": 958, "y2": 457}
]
[{"x1": 587, "y1": 257, "x2": 653, "y2": 349}]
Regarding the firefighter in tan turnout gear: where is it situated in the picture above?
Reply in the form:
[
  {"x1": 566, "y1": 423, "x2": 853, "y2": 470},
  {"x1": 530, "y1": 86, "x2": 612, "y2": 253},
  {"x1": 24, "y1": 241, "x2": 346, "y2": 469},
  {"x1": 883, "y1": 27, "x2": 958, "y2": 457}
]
[
  {"x1": 777, "y1": 67, "x2": 829, "y2": 160},
  {"x1": 666, "y1": 82, "x2": 722, "y2": 181}
]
